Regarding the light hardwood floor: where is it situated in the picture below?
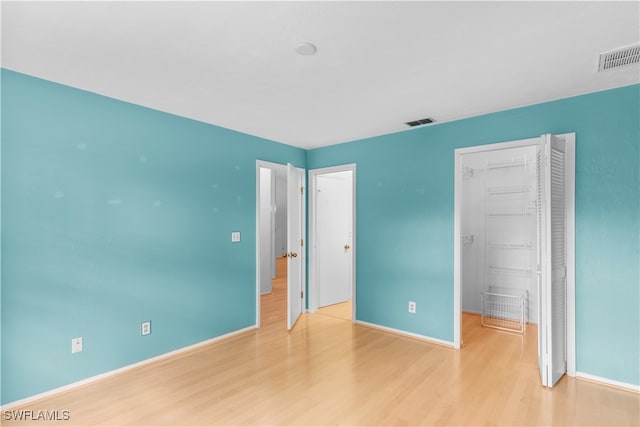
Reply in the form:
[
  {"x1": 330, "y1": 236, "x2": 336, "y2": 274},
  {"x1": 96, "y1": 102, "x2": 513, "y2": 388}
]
[
  {"x1": 317, "y1": 300, "x2": 352, "y2": 322},
  {"x1": 5, "y1": 261, "x2": 639, "y2": 426},
  {"x1": 265, "y1": 256, "x2": 352, "y2": 324},
  {"x1": 260, "y1": 256, "x2": 288, "y2": 328}
]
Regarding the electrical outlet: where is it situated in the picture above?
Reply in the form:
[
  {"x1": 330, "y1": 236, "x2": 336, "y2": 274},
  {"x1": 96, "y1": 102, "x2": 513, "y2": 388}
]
[
  {"x1": 71, "y1": 337, "x2": 83, "y2": 353},
  {"x1": 141, "y1": 321, "x2": 151, "y2": 336},
  {"x1": 231, "y1": 231, "x2": 241, "y2": 242},
  {"x1": 408, "y1": 301, "x2": 417, "y2": 314}
]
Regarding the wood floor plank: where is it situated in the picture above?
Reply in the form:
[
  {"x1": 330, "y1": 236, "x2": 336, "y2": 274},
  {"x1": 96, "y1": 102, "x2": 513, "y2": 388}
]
[{"x1": 4, "y1": 267, "x2": 639, "y2": 426}]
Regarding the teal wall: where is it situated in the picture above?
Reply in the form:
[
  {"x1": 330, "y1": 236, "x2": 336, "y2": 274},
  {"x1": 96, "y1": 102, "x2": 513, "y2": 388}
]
[
  {"x1": 0, "y1": 69, "x2": 306, "y2": 404},
  {"x1": 1, "y1": 69, "x2": 638, "y2": 404},
  {"x1": 307, "y1": 84, "x2": 640, "y2": 387}
]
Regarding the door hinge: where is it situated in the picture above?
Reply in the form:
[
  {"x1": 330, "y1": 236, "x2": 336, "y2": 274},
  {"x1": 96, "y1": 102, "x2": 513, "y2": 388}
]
[
  {"x1": 301, "y1": 239, "x2": 304, "y2": 246},
  {"x1": 300, "y1": 291, "x2": 304, "y2": 299},
  {"x1": 300, "y1": 187, "x2": 304, "y2": 195}
]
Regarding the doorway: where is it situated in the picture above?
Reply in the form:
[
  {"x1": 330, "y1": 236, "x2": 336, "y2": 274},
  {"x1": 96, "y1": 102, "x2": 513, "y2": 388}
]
[
  {"x1": 454, "y1": 133, "x2": 576, "y2": 387},
  {"x1": 257, "y1": 162, "x2": 288, "y2": 327},
  {"x1": 460, "y1": 145, "x2": 539, "y2": 327},
  {"x1": 309, "y1": 164, "x2": 356, "y2": 322},
  {"x1": 256, "y1": 161, "x2": 306, "y2": 330}
]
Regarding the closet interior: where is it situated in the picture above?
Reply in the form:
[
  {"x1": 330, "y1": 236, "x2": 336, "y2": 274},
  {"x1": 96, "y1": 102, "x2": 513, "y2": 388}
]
[{"x1": 461, "y1": 145, "x2": 538, "y2": 333}]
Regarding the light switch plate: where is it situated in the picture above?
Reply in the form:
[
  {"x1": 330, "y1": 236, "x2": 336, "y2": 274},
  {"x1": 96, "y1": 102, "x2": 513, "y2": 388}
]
[
  {"x1": 231, "y1": 231, "x2": 241, "y2": 243},
  {"x1": 72, "y1": 337, "x2": 83, "y2": 353}
]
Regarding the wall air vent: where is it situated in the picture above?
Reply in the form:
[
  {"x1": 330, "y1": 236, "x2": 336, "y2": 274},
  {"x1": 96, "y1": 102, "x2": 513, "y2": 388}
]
[
  {"x1": 598, "y1": 44, "x2": 640, "y2": 72},
  {"x1": 405, "y1": 117, "x2": 435, "y2": 127}
]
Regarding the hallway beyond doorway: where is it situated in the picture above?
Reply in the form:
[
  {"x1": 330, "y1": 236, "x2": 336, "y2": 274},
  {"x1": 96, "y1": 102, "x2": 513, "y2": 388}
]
[{"x1": 261, "y1": 256, "x2": 287, "y2": 327}]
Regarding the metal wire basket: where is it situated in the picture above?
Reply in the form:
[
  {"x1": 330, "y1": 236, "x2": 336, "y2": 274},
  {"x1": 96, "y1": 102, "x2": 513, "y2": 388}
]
[{"x1": 481, "y1": 288, "x2": 528, "y2": 333}]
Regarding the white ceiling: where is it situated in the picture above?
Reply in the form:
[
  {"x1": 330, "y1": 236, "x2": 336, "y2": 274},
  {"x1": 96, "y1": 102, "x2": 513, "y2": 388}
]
[{"x1": 2, "y1": 1, "x2": 639, "y2": 149}]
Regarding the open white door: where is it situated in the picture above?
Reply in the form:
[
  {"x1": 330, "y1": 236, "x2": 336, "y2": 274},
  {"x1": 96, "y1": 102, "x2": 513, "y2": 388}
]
[
  {"x1": 287, "y1": 163, "x2": 305, "y2": 330},
  {"x1": 537, "y1": 134, "x2": 568, "y2": 387}
]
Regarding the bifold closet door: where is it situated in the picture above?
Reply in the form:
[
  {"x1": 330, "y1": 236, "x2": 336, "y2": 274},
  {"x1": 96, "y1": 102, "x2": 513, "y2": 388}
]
[{"x1": 537, "y1": 134, "x2": 568, "y2": 388}]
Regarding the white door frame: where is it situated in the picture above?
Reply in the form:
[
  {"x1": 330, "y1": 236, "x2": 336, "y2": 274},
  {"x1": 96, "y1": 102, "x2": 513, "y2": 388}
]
[
  {"x1": 453, "y1": 133, "x2": 576, "y2": 377},
  {"x1": 255, "y1": 160, "x2": 288, "y2": 328},
  {"x1": 308, "y1": 164, "x2": 357, "y2": 322}
]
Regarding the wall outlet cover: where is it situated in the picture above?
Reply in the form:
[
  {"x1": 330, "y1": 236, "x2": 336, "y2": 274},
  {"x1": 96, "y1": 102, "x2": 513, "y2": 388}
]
[
  {"x1": 141, "y1": 321, "x2": 151, "y2": 336},
  {"x1": 408, "y1": 301, "x2": 417, "y2": 314}
]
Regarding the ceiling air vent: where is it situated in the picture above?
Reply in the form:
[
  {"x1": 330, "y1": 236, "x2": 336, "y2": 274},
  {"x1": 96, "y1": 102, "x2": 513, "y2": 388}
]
[
  {"x1": 405, "y1": 117, "x2": 435, "y2": 127},
  {"x1": 598, "y1": 44, "x2": 640, "y2": 72}
]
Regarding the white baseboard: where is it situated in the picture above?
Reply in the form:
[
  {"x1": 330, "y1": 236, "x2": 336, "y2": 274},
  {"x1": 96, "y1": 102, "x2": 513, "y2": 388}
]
[
  {"x1": 1, "y1": 325, "x2": 257, "y2": 410},
  {"x1": 576, "y1": 371, "x2": 640, "y2": 393},
  {"x1": 356, "y1": 320, "x2": 454, "y2": 348}
]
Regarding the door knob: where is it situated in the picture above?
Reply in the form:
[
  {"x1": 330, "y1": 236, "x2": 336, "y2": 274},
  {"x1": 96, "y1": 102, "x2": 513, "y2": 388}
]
[
  {"x1": 344, "y1": 244, "x2": 350, "y2": 250},
  {"x1": 290, "y1": 252, "x2": 298, "y2": 258}
]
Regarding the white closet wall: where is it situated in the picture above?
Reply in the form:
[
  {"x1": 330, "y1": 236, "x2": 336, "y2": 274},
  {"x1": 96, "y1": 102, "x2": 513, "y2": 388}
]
[
  {"x1": 461, "y1": 146, "x2": 538, "y2": 324},
  {"x1": 461, "y1": 155, "x2": 486, "y2": 315}
]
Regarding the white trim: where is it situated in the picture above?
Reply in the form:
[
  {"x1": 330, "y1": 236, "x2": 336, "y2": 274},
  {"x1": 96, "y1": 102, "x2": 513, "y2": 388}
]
[
  {"x1": 576, "y1": 372, "x2": 640, "y2": 393},
  {"x1": 356, "y1": 321, "x2": 454, "y2": 348},
  {"x1": 453, "y1": 133, "x2": 576, "y2": 377},
  {"x1": 308, "y1": 164, "x2": 357, "y2": 323},
  {"x1": 453, "y1": 154, "x2": 461, "y2": 348},
  {"x1": 309, "y1": 171, "x2": 317, "y2": 313},
  {"x1": 564, "y1": 134, "x2": 576, "y2": 377},
  {"x1": 0, "y1": 326, "x2": 256, "y2": 410}
]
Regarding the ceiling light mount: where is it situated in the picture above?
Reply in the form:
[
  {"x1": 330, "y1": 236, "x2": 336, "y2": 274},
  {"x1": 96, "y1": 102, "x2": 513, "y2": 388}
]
[{"x1": 295, "y1": 42, "x2": 317, "y2": 56}]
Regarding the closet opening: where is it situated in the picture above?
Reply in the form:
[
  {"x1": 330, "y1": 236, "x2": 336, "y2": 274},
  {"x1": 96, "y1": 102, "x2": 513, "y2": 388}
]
[
  {"x1": 453, "y1": 133, "x2": 576, "y2": 388},
  {"x1": 459, "y1": 145, "x2": 541, "y2": 380},
  {"x1": 460, "y1": 145, "x2": 538, "y2": 336}
]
